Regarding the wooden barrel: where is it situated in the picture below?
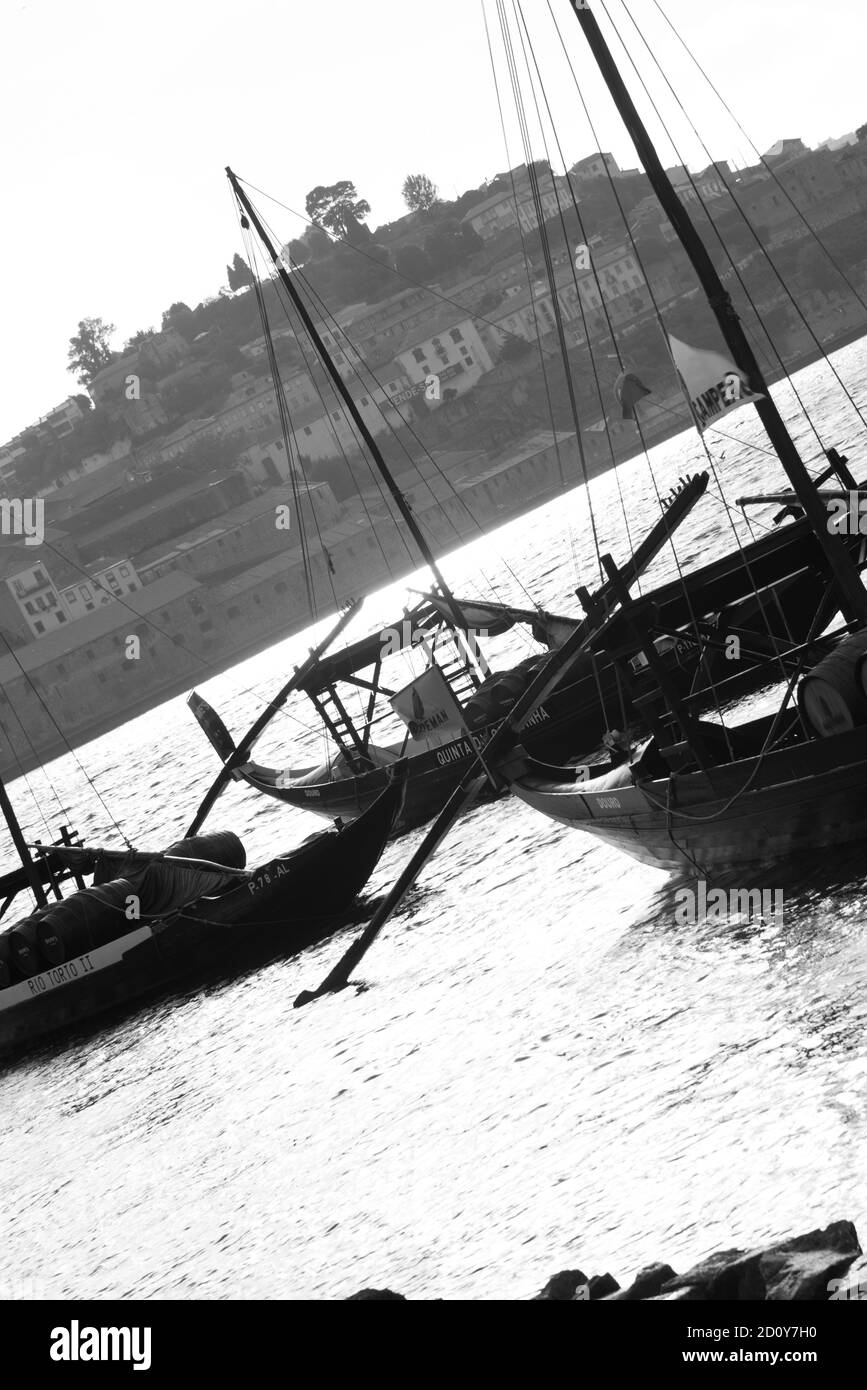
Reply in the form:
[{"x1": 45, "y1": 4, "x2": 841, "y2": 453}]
[
  {"x1": 798, "y1": 632, "x2": 867, "y2": 737},
  {"x1": 36, "y1": 879, "x2": 135, "y2": 966},
  {"x1": 8, "y1": 916, "x2": 46, "y2": 978},
  {"x1": 0, "y1": 933, "x2": 14, "y2": 989}
]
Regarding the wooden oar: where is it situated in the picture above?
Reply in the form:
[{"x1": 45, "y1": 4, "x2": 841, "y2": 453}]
[
  {"x1": 293, "y1": 572, "x2": 626, "y2": 1007},
  {"x1": 185, "y1": 600, "x2": 363, "y2": 837}
]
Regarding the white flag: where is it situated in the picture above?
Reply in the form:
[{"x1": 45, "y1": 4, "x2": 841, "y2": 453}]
[
  {"x1": 390, "y1": 665, "x2": 466, "y2": 741},
  {"x1": 668, "y1": 333, "x2": 763, "y2": 433}
]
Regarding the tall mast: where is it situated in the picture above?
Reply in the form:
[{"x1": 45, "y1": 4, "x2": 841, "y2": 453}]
[
  {"x1": 0, "y1": 771, "x2": 47, "y2": 908},
  {"x1": 570, "y1": 2, "x2": 867, "y2": 624},
  {"x1": 226, "y1": 168, "x2": 472, "y2": 636}
]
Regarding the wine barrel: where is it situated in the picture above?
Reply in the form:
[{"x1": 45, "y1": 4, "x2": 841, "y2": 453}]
[
  {"x1": 36, "y1": 879, "x2": 135, "y2": 966},
  {"x1": 798, "y1": 632, "x2": 867, "y2": 737},
  {"x1": 162, "y1": 831, "x2": 246, "y2": 869},
  {"x1": 0, "y1": 933, "x2": 15, "y2": 989},
  {"x1": 8, "y1": 916, "x2": 46, "y2": 978}
]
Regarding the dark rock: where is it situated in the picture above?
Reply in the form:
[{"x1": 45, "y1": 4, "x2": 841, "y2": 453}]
[
  {"x1": 346, "y1": 1288, "x2": 407, "y2": 1300},
  {"x1": 760, "y1": 1248, "x2": 859, "y2": 1301},
  {"x1": 661, "y1": 1221, "x2": 862, "y2": 1301},
  {"x1": 768, "y1": 1220, "x2": 859, "y2": 1259},
  {"x1": 604, "y1": 1263, "x2": 678, "y2": 1301},
  {"x1": 661, "y1": 1248, "x2": 764, "y2": 1301},
  {"x1": 587, "y1": 1273, "x2": 620, "y2": 1300},
  {"x1": 533, "y1": 1269, "x2": 588, "y2": 1301}
]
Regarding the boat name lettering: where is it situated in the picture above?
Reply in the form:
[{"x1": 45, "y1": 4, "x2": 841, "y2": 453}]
[
  {"x1": 247, "y1": 862, "x2": 290, "y2": 895},
  {"x1": 433, "y1": 706, "x2": 550, "y2": 767},
  {"x1": 26, "y1": 953, "x2": 95, "y2": 996},
  {"x1": 596, "y1": 795, "x2": 622, "y2": 809}
]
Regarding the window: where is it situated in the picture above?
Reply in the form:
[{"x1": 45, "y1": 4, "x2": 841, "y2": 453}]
[
  {"x1": 412, "y1": 348, "x2": 426, "y2": 363},
  {"x1": 227, "y1": 606, "x2": 240, "y2": 618},
  {"x1": 450, "y1": 329, "x2": 464, "y2": 343},
  {"x1": 303, "y1": 425, "x2": 312, "y2": 436},
  {"x1": 119, "y1": 565, "x2": 130, "y2": 577},
  {"x1": 57, "y1": 612, "x2": 67, "y2": 623},
  {"x1": 24, "y1": 600, "x2": 34, "y2": 615},
  {"x1": 360, "y1": 396, "x2": 369, "y2": 406},
  {"x1": 34, "y1": 620, "x2": 44, "y2": 633}
]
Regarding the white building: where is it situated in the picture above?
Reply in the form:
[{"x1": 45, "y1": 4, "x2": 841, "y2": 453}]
[
  {"x1": 4, "y1": 555, "x2": 141, "y2": 638},
  {"x1": 58, "y1": 559, "x2": 141, "y2": 621},
  {"x1": 393, "y1": 315, "x2": 494, "y2": 404}
]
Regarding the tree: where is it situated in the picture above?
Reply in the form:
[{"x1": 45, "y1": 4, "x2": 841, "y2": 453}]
[
  {"x1": 306, "y1": 181, "x2": 371, "y2": 243},
  {"x1": 501, "y1": 336, "x2": 532, "y2": 360},
  {"x1": 284, "y1": 225, "x2": 332, "y2": 266},
  {"x1": 226, "y1": 253, "x2": 254, "y2": 290},
  {"x1": 161, "y1": 302, "x2": 196, "y2": 337},
  {"x1": 424, "y1": 220, "x2": 483, "y2": 273},
  {"x1": 394, "y1": 244, "x2": 433, "y2": 282},
  {"x1": 124, "y1": 327, "x2": 155, "y2": 350},
  {"x1": 857, "y1": 121, "x2": 867, "y2": 142},
  {"x1": 67, "y1": 317, "x2": 115, "y2": 386},
  {"x1": 402, "y1": 173, "x2": 439, "y2": 213}
]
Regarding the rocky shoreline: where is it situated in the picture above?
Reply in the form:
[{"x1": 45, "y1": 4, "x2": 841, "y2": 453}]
[{"x1": 347, "y1": 1220, "x2": 865, "y2": 1300}]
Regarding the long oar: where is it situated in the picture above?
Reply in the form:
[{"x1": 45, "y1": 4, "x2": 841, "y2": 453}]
[
  {"x1": 185, "y1": 600, "x2": 363, "y2": 837},
  {"x1": 293, "y1": 577, "x2": 621, "y2": 1007}
]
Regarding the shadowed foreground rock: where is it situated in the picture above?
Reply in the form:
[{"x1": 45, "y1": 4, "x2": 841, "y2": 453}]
[
  {"x1": 345, "y1": 1288, "x2": 407, "y2": 1300},
  {"x1": 345, "y1": 1221, "x2": 863, "y2": 1300}
]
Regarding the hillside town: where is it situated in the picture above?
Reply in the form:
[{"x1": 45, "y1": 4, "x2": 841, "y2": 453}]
[{"x1": 2, "y1": 131, "x2": 867, "y2": 774}]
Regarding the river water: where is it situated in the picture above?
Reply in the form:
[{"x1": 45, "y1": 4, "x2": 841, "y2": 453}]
[{"x1": 2, "y1": 342, "x2": 867, "y2": 1300}]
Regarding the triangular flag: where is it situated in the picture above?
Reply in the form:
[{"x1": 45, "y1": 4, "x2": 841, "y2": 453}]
[
  {"x1": 614, "y1": 370, "x2": 651, "y2": 421},
  {"x1": 667, "y1": 334, "x2": 763, "y2": 433}
]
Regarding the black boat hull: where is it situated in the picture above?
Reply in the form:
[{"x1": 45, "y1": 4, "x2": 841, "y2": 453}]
[
  {"x1": 505, "y1": 719, "x2": 867, "y2": 875},
  {"x1": 0, "y1": 780, "x2": 402, "y2": 1056}
]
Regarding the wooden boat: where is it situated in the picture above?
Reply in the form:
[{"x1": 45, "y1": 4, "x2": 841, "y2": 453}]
[
  {"x1": 493, "y1": 5, "x2": 867, "y2": 877},
  {"x1": 188, "y1": 505, "x2": 858, "y2": 835},
  {"x1": 0, "y1": 776, "x2": 402, "y2": 1056}
]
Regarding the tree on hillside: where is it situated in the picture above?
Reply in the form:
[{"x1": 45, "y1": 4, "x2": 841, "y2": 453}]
[
  {"x1": 284, "y1": 224, "x2": 332, "y2": 266},
  {"x1": 227, "y1": 253, "x2": 254, "y2": 290},
  {"x1": 424, "y1": 220, "x2": 483, "y2": 273},
  {"x1": 857, "y1": 120, "x2": 867, "y2": 142},
  {"x1": 402, "y1": 173, "x2": 439, "y2": 213},
  {"x1": 394, "y1": 244, "x2": 433, "y2": 282},
  {"x1": 124, "y1": 327, "x2": 155, "y2": 350},
  {"x1": 67, "y1": 316, "x2": 115, "y2": 386},
  {"x1": 306, "y1": 181, "x2": 371, "y2": 243},
  {"x1": 161, "y1": 302, "x2": 196, "y2": 337}
]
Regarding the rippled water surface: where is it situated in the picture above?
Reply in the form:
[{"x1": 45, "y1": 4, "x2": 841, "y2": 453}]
[{"x1": 2, "y1": 344, "x2": 867, "y2": 1299}]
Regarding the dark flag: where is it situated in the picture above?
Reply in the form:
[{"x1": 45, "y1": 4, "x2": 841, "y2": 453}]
[{"x1": 614, "y1": 370, "x2": 652, "y2": 420}]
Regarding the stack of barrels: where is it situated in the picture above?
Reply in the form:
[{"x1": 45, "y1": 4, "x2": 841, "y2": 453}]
[
  {"x1": 0, "y1": 879, "x2": 135, "y2": 989},
  {"x1": 463, "y1": 655, "x2": 548, "y2": 732},
  {"x1": 0, "y1": 829, "x2": 246, "y2": 991},
  {"x1": 797, "y1": 632, "x2": 867, "y2": 737}
]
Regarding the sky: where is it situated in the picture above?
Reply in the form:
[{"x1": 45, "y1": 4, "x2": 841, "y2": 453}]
[{"x1": 2, "y1": 0, "x2": 865, "y2": 444}]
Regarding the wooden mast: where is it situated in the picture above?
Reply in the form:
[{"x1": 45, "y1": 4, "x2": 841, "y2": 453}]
[
  {"x1": 225, "y1": 169, "x2": 476, "y2": 645},
  {"x1": 0, "y1": 771, "x2": 47, "y2": 908},
  {"x1": 569, "y1": 2, "x2": 867, "y2": 625}
]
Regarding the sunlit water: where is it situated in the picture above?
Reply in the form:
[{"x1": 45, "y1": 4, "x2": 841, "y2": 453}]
[{"x1": 1, "y1": 343, "x2": 867, "y2": 1300}]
